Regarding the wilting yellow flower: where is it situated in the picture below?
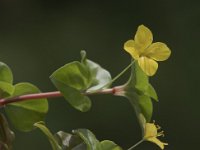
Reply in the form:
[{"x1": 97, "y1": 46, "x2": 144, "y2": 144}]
[
  {"x1": 124, "y1": 25, "x2": 171, "y2": 76},
  {"x1": 143, "y1": 122, "x2": 168, "y2": 149}
]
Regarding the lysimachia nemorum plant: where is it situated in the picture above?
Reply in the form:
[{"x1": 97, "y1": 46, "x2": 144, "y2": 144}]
[{"x1": 0, "y1": 25, "x2": 171, "y2": 150}]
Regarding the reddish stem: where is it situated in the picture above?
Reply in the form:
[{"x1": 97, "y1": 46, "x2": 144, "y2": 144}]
[
  {"x1": 0, "y1": 91, "x2": 62, "y2": 106},
  {"x1": 0, "y1": 87, "x2": 121, "y2": 106}
]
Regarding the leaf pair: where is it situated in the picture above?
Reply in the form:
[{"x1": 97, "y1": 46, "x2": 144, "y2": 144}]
[
  {"x1": 5, "y1": 83, "x2": 48, "y2": 132},
  {"x1": 50, "y1": 51, "x2": 112, "y2": 112},
  {"x1": 123, "y1": 62, "x2": 158, "y2": 130},
  {"x1": 34, "y1": 121, "x2": 122, "y2": 150},
  {"x1": 0, "y1": 62, "x2": 48, "y2": 132}
]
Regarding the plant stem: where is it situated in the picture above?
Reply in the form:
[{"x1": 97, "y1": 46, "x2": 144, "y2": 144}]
[
  {"x1": 0, "y1": 61, "x2": 134, "y2": 106},
  {"x1": 127, "y1": 139, "x2": 144, "y2": 150},
  {"x1": 83, "y1": 61, "x2": 134, "y2": 94},
  {"x1": 0, "y1": 91, "x2": 62, "y2": 106},
  {"x1": 104, "y1": 60, "x2": 135, "y2": 88},
  {"x1": 0, "y1": 87, "x2": 121, "y2": 106}
]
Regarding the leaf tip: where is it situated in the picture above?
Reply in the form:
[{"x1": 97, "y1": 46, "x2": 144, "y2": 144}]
[{"x1": 80, "y1": 50, "x2": 87, "y2": 63}]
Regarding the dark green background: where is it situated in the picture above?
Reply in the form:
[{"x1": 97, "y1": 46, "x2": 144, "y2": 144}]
[{"x1": 0, "y1": 0, "x2": 198, "y2": 149}]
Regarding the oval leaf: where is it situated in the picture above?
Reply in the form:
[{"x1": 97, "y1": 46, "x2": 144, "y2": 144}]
[
  {"x1": 5, "y1": 83, "x2": 48, "y2": 132},
  {"x1": 123, "y1": 62, "x2": 154, "y2": 128},
  {"x1": 54, "y1": 131, "x2": 84, "y2": 150},
  {"x1": 81, "y1": 50, "x2": 112, "y2": 92},
  {"x1": 0, "y1": 62, "x2": 13, "y2": 84},
  {"x1": 100, "y1": 140, "x2": 122, "y2": 150},
  {"x1": 0, "y1": 81, "x2": 15, "y2": 98},
  {"x1": 51, "y1": 79, "x2": 91, "y2": 112},
  {"x1": 73, "y1": 129, "x2": 101, "y2": 150},
  {"x1": 50, "y1": 61, "x2": 91, "y2": 90},
  {"x1": 125, "y1": 91, "x2": 153, "y2": 128},
  {"x1": 128, "y1": 62, "x2": 158, "y2": 101},
  {"x1": 50, "y1": 61, "x2": 92, "y2": 112},
  {"x1": 132, "y1": 62, "x2": 149, "y2": 93}
]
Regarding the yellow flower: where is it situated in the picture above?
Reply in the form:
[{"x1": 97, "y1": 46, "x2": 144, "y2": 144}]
[
  {"x1": 124, "y1": 25, "x2": 171, "y2": 76},
  {"x1": 143, "y1": 122, "x2": 168, "y2": 149}
]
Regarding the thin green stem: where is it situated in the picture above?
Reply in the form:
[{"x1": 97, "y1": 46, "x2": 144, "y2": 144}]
[
  {"x1": 127, "y1": 139, "x2": 144, "y2": 150},
  {"x1": 86, "y1": 60, "x2": 135, "y2": 94},
  {"x1": 111, "y1": 60, "x2": 135, "y2": 84},
  {"x1": 101, "y1": 60, "x2": 135, "y2": 89}
]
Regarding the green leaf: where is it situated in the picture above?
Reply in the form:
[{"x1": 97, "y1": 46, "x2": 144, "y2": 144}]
[
  {"x1": 100, "y1": 140, "x2": 122, "y2": 150},
  {"x1": 125, "y1": 91, "x2": 152, "y2": 128},
  {"x1": 125, "y1": 92, "x2": 152, "y2": 125},
  {"x1": 123, "y1": 62, "x2": 154, "y2": 128},
  {"x1": 54, "y1": 131, "x2": 85, "y2": 150},
  {"x1": 129, "y1": 62, "x2": 158, "y2": 101},
  {"x1": 81, "y1": 50, "x2": 112, "y2": 92},
  {"x1": 0, "y1": 81, "x2": 15, "y2": 98},
  {"x1": 51, "y1": 51, "x2": 112, "y2": 111},
  {"x1": 5, "y1": 83, "x2": 48, "y2": 132},
  {"x1": 0, "y1": 113, "x2": 15, "y2": 150},
  {"x1": 73, "y1": 129, "x2": 101, "y2": 150},
  {"x1": 53, "y1": 128, "x2": 122, "y2": 150},
  {"x1": 51, "y1": 61, "x2": 91, "y2": 90},
  {"x1": 0, "y1": 62, "x2": 13, "y2": 84},
  {"x1": 34, "y1": 121, "x2": 62, "y2": 150},
  {"x1": 51, "y1": 79, "x2": 91, "y2": 112},
  {"x1": 131, "y1": 62, "x2": 149, "y2": 94},
  {"x1": 144, "y1": 84, "x2": 158, "y2": 101},
  {"x1": 138, "y1": 95, "x2": 153, "y2": 123},
  {"x1": 50, "y1": 61, "x2": 92, "y2": 112},
  {"x1": 0, "y1": 63, "x2": 14, "y2": 98},
  {"x1": 71, "y1": 143, "x2": 87, "y2": 150}
]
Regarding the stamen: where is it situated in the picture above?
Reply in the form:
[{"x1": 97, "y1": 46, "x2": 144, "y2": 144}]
[
  {"x1": 156, "y1": 125, "x2": 161, "y2": 130},
  {"x1": 157, "y1": 131, "x2": 164, "y2": 137}
]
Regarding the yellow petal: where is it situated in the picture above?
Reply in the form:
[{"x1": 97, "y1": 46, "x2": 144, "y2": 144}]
[
  {"x1": 147, "y1": 137, "x2": 168, "y2": 149},
  {"x1": 144, "y1": 123, "x2": 157, "y2": 138},
  {"x1": 138, "y1": 57, "x2": 158, "y2": 76},
  {"x1": 134, "y1": 25, "x2": 153, "y2": 52},
  {"x1": 145, "y1": 42, "x2": 171, "y2": 61},
  {"x1": 124, "y1": 40, "x2": 139, "y2": 60},
  {"x1": 144, "y1": 123, "x2": 168, "y2": 149}
]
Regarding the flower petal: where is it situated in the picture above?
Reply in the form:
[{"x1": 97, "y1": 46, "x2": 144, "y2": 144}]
[
  {"x1": 134, "y1": 25, "x2": 153, "y2": 52},
  {"x1": 124, "y1": 40, "x2": 139, "y2": 60},
  {"x1": 147, "y1": 137, "x2": 168, "y2": 150},
  {"x1": 145, "y1": 42, "x2": 171, "y2": 61},
  {"x1": 144, "y1": 123, "x2": 157, "y2": 138},
  {"x1": 144, "y1": 123, "x2": 168, "y2": 149},
  {"x1": 138, "y1": 57, "x2": 158, "y2": 76}
]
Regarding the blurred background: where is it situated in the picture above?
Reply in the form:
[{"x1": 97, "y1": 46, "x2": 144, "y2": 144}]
[{"x1": 0, "y1": 0, "x2": 198, "y2": 149}]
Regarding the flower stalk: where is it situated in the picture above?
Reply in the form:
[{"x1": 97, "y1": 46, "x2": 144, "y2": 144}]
[{"x1": 127, "y1": 139, "x2": 144, "y2": 150}]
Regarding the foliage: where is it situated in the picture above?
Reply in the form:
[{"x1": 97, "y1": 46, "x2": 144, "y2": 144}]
[{"x1": 0, "y1": 25, "x2": 171, "y2": 150}]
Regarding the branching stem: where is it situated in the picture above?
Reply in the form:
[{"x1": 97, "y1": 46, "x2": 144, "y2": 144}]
[
  {"x1": 0, "y1": 59, "x2": 148, "y2": 150},
  {"x1": 102, "y1": 60, "x2": 134, "y2": 88},
  {"x1": 0, "y1": 61, "x2": 134, "y2": 106},
  {"x1": 111, "y1": 60, "x2": 134, "y2": 84}
]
